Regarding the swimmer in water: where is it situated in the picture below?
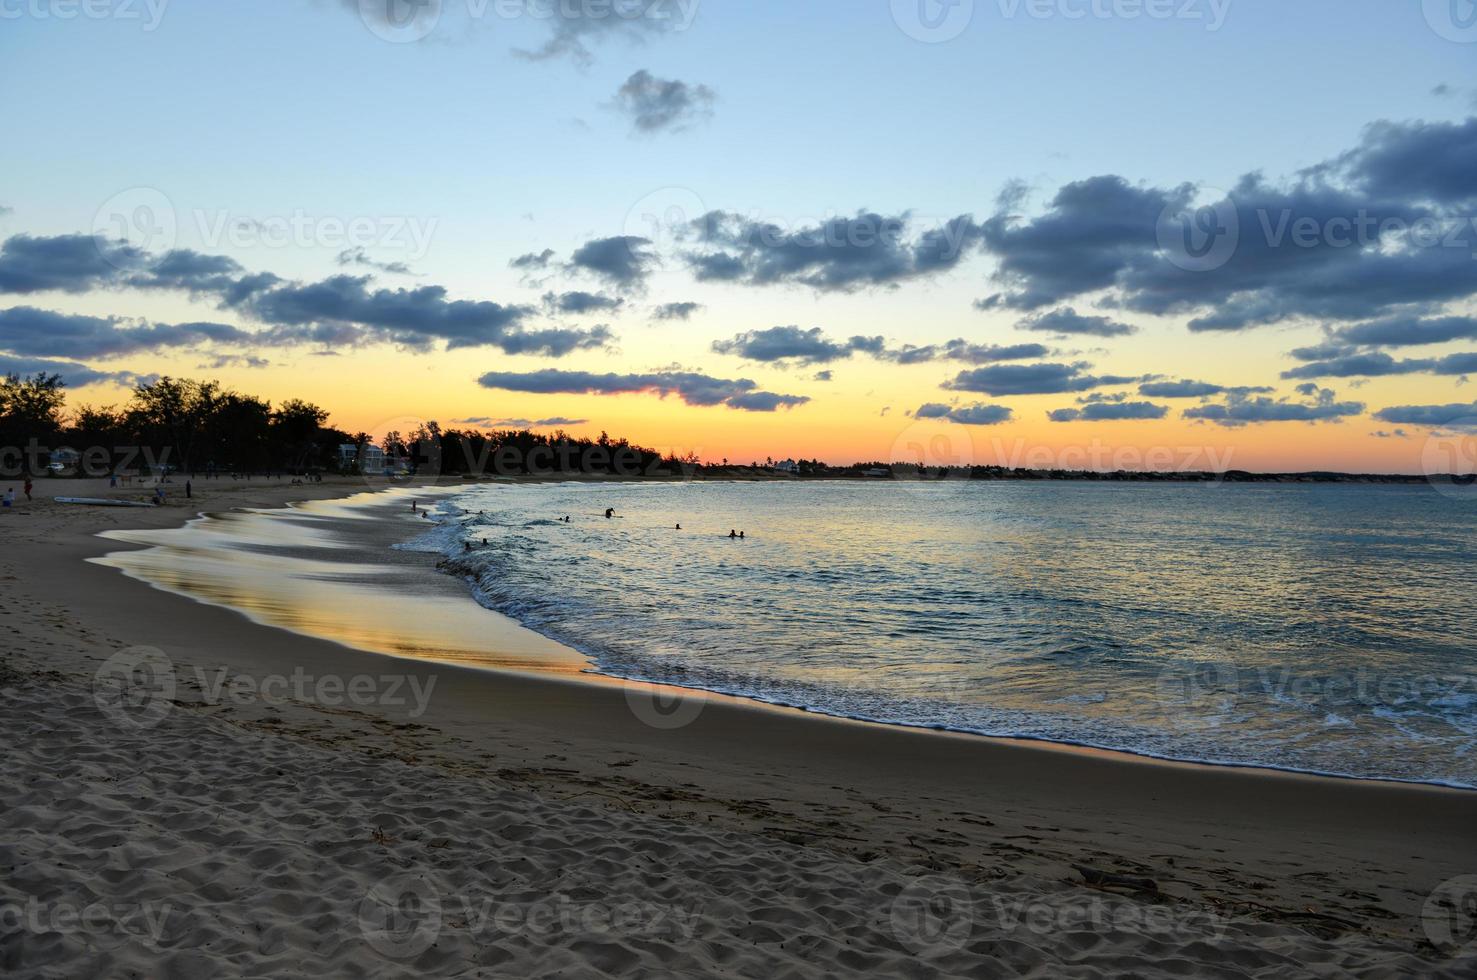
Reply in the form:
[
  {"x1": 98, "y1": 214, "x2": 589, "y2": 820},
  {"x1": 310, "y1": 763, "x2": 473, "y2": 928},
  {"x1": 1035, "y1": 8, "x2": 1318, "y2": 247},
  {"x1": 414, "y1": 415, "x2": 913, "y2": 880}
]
[
  {"x1": 605, "y1": 508, "x2": 615, "y2": 519},
  {"x1": 728, "y1": 529, "x2": 737, "y2": 538}
]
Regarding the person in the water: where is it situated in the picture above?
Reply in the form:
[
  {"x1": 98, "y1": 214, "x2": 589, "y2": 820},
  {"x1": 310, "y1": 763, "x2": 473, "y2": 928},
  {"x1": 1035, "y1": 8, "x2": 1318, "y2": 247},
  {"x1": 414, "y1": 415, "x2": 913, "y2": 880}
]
[
  {"x1": 605, "y1": 508, "x2": 615, "y2": 519},
  {"x1": 728, "y1": 529, "x2": 737, "y2": 538}
]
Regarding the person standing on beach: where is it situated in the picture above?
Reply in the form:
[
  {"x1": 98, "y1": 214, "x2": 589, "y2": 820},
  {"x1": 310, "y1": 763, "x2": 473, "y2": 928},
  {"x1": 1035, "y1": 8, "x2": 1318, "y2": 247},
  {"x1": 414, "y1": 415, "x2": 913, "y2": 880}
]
[
  {"x1": 185, "y1": 480, "x2": 192, "y2": 499},
  {"x1": 2, "y1": 488, "x2": 13, "y2": 509},
  {"x1": 23, "y1": 477, "x2": 32, "y2": 502}
]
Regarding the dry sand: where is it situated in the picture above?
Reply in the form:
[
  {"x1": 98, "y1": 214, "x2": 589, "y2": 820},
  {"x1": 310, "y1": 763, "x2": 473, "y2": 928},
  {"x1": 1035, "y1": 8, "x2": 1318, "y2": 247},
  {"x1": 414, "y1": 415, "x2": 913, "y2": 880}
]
[{"x1": 2, "y1": 476, "x2": 1475, "y2": 977}]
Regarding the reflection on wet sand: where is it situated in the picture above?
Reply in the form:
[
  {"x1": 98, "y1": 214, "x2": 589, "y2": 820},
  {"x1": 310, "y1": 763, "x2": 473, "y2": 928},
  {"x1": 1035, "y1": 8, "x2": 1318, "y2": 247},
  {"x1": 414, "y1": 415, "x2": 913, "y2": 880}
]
[{"x1": 92, "y1": 489, "x2": 589, "y2": 676}]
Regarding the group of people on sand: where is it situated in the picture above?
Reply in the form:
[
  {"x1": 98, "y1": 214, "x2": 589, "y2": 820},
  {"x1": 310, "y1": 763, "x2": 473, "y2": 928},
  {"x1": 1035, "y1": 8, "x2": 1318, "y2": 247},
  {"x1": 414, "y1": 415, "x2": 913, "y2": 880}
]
[{"x1": 3, "y1": 479, "x2": 35, "y2": 509}]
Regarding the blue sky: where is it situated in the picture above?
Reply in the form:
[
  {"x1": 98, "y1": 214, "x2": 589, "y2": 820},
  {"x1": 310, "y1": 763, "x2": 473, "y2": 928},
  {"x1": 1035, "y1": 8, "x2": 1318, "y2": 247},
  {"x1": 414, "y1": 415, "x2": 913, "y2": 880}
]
[{"x1": 3, "y1": 0, "x2": 1477, "y2": 468}]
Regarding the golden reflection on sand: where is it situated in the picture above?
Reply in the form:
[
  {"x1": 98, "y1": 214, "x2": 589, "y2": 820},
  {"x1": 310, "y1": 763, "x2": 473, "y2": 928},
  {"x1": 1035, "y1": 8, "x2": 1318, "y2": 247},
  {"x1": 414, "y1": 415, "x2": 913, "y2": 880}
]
[{"x1": 92, "y1": 498, "x2": 590, "y2": 676}]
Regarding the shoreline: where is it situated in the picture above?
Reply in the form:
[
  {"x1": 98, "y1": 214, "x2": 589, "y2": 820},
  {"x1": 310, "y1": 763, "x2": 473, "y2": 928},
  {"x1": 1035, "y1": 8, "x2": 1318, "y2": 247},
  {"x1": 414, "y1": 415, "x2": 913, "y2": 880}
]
[
  {"x1": 4, "y1": 476, "x2": 1476, "y2": 974},
  {"x1": 96, "y1": 480, "x2": 1477, "y2": 793}
]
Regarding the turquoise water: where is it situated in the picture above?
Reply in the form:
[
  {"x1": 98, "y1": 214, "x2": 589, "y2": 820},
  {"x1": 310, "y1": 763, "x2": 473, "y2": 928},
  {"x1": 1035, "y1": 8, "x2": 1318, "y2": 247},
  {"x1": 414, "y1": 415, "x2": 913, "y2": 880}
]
[{"x1": 409, "y1": 480, "x2": 1477, "y2": 787}]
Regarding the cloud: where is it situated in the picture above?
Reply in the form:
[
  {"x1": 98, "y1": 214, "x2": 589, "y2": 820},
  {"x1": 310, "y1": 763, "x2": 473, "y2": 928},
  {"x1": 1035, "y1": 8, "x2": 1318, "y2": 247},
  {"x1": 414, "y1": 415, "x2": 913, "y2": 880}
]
[
  {"x1": 914, "y1": 402, "x2": 1013, "y2": 425},
  {"x1": 511, "y1": 0, "x2": 699, "y2": 65},
  {"x1": 476, "y1": 368, "x2": 809, "y2": 412},
  {"x1": 543, "y1": 290, "x2": 624, "y2": 314},
  {"x1": 1140, "y1": 379, "x2": 1237, "y2": 398},
  {"x1": 198, "y1": 354, "x2": 271, "y2": 370},
  {"x1": 652, "y1": 301, "x2": 702, "y2": 320},
  {"x1": 813, "y1": 370, "x2": 833, "y2": 382},
  {"x1": 712, "y1": 326, "x2": 880, "y2": 365},
  {"x1": 0, "y1": 306, "x2": 252, "y2": 360},
  {"x1": 944, "y1": 361, "x2": 1139, "y2": 396},
  {"x1": 1371, "y1": 402, "x2": 1477, "y2": 427},
  {"x1": 1048, "y1": 401, "x2": 1167, "y2": 422},
  {"x1": 1280, "y1": 351, "x2": 1477, "y2": 379},
  {"x1": 684, "y1": 210, "x2": 981, "y2": 292},
  {"x1": 977, "y1": 118, "x2": 1477, "y2": 331},
  {"x1": 0, "y1": 233, "x2": 611, "y2": 357},
  {"x1": 568, "y1": 235, "x2": 658, "y2": 289},
  {"x1": 713, "y1": 325, "x2": 1048, "y2": 366},
  {"x1": 884, "y1": 340, "x2": 1049, "y2": 365},
  {"x1": 612, "y1": 70, "x2": 715, "y2": 133},
  {"x1": 454, "y1": 416, "x2": 590, "y2": 428},
  {"x1": 0, "y1": 233, "x2": 148, "y2": 294},
  {"x1": 510, "y1": 248, "x2": 556, "y2": 271},
  {"x1": 1329, "y1": 315, "x2": 1477, "y2": 347},
  {"x1": 1016, "y1": 307, "x2": 1136, "y2": 338},
  {"x1": 337, "y1": 246, "x2": 415, "y2": 276},
  {"x1": 1184, "y1": 386, "x2": 1364, "y2": 426},
  {"x1": 0, "y1": 352, "x2": 140, "y2": 388},
  {"x1": 1336, "y1": 117, "x2": 1477, "y2": 206}
]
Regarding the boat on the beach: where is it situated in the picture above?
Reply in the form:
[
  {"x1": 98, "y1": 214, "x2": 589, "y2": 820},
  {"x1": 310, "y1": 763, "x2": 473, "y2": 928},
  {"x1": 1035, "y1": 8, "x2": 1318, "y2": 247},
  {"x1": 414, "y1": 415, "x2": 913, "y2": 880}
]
[{"x1": 54, "y1": 497, "x2": 156, "y2": 508}]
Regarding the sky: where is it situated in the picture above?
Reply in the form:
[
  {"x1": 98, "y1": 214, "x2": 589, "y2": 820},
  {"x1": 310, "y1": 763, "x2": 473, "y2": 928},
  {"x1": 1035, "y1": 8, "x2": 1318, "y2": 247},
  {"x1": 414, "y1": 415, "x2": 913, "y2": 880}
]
[{"x1": 3, "y1": 0, "x2": 1477, "y2": 472}]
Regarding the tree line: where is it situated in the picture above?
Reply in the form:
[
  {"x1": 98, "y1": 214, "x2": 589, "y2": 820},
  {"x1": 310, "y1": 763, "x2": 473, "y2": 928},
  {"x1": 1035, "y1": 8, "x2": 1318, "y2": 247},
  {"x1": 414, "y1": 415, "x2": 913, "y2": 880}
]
[{"x1": 0, "y1": 372, "x2": 695, "y2": 478}]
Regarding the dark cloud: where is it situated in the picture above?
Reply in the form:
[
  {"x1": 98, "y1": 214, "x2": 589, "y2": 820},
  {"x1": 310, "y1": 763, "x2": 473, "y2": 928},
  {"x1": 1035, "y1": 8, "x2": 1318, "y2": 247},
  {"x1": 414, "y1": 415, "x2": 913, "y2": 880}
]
[
  {"x1": 543, "y1": 290, "x2": 624, "y2": 314},
  {"x1": 569, "y1": 235, "x2": 657, "y2": 289},
  {"x1": 239, "y1": 275, "x2": 574, "y2": 353},
  {"x1": 454, "y1": 415, "x2": 590, "y2": 428},
  {"x1": 1017, "y1": 307, "x2": 1136, "y2": 338},
  {"x1": 0, "y1": 306, "x2": 251, "y2": 360},
  {"x1": 511, "y1": 0, "x2": 699, "y2": 65},
  {"x1": 684, "y1": 211, "x2": 981, "y2": 292},
  {"x1": 885, "y1": 340, "x2": 1049, "y2": 365},
  {"x1": 337, "y1": 247, "x2": 414, "y2": 276},
  {"x1": 1281, "y1": 351, "x2": 1477, "y2": 379},
  {"x1": 0, "y1": 234, "x2": 607, "y2": 357},
  {"x1": 1139, "y1": 379, "x2": 1235, "y2": 398},
  {"x1": 1331, "y1": 315, "x2": 1477, "y2": 347},
  {"x1": 1184, "y1": 386, "x2": 1364, "y2": 426},
  {"x1": 477, "y1": 368, "x2": 808, "y2": 412},
  {"x1": 914, "y1": 402, "x2": 1013, "y2": 425},
  {"x1": 510, "y1": 248, "x2": 556, "y2": 270},
  {"x1": 613, "y1": 70, "x2": 715, "y2": 133},
  {"x1": 652, "y1": 301, "x2": 702, "y2": 320},
  {"x1": 1372, "y1": 402, "x2": 1477, "y2": 427},
  {"x1": 0, "y1": 233, "x2": 147, "y2": 294},
  {"x1": 944, "y1": 361, "x2": 1139, "y2": 396},
  {"x1": 0, "y1": 352, "x2": 139, "y2": 388},
  {"x1": 713, "y1": 325, "x2": 1048, "y2": 367},
  {"x1": 977, "y1": 119, "x2": 1477, "y2": 332},
  {"x1": 1048, "y1": 400, "x2": 1168, "y2": 422},
  {"x1": 712, "y1": 326, "x2": 881, "y2": 365},
  {"x1": 1336, "y1": 117, "x2": 1477, "y2": 206},
  {"x1": 813, "y1": 370, "x2": 833, "y2": 382}
]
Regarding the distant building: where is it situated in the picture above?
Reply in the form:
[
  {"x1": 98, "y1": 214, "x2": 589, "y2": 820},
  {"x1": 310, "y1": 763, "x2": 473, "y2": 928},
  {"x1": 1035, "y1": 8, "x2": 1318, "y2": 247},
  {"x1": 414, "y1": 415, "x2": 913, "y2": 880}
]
[
  {"x1": 338, "y1": 443, "x2": 386, "y2": 471},
  {"x1": 774, "y1": 458, "x2": 799, "y2": 474}
]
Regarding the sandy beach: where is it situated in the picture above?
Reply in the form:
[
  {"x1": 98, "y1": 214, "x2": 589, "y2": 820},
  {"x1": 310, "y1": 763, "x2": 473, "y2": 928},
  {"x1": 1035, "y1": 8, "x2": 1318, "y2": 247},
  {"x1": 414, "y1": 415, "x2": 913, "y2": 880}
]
[{"x1": 3, "y1": 477, "x2": 1475, "y2": 978}]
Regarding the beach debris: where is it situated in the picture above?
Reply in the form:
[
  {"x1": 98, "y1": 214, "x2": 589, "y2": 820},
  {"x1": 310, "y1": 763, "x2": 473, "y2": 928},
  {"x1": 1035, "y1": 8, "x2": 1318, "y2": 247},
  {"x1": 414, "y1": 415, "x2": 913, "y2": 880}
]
[
  {"x1": 1073, "y1": 864, "x2": 1161, "y2": 894},
  {"x1": 371, "y1": 826, "x2": 398, "y2": 846}
]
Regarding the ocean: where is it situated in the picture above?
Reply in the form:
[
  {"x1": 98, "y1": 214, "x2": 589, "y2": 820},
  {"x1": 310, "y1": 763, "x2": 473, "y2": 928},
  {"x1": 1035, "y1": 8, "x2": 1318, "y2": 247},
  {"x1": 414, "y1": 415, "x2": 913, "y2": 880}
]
[{"x1": 408, "y1": 479, "x2": 1477, "y2": 787}]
